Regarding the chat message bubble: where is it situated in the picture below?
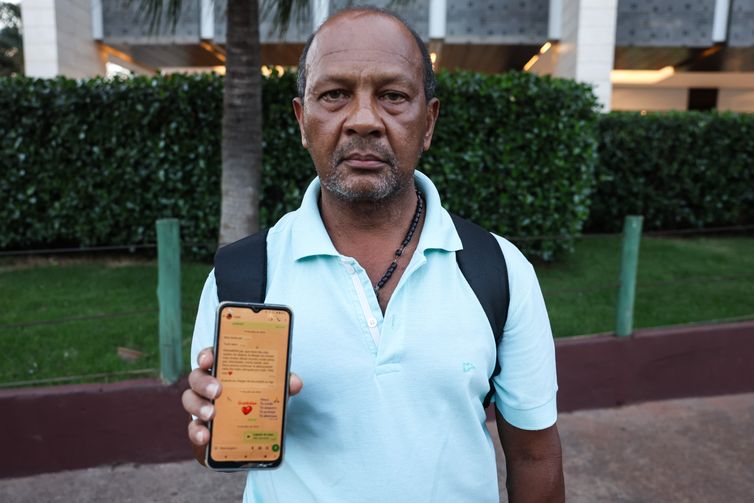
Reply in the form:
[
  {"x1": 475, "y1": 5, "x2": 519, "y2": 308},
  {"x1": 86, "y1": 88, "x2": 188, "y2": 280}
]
[{"x1": 218, "y1": 346, "x2": 278, "y2": 388}]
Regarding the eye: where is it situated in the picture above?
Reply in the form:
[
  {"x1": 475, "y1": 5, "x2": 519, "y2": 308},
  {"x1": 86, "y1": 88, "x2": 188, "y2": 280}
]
[
  {"x1": 320, "y1": 89, "x2": 348, "y2": 102},
  {"x1": 381, "y1": 91, "x2": 408, "y2": 104}
]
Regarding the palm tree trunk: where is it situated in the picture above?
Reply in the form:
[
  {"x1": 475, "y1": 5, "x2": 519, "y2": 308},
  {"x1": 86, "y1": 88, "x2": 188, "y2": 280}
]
[{"x1": 219, "y1": 0, "x2": 262, "y2": 244}]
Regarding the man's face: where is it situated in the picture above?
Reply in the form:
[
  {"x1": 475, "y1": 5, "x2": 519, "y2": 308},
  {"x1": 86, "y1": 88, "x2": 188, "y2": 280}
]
[{"x1": 293, "y1": 13, "x2": 440, "y2": 203}]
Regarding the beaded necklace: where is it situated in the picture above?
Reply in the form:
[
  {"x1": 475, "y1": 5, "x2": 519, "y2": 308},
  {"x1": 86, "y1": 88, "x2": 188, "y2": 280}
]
[{"x1": 374, "y1": 189, "x2": 423, "y2": 298}]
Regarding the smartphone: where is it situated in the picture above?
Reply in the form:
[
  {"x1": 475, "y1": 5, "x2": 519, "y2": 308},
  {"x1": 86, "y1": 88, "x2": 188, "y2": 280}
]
[{"x1": 206, "y1": 302, "x2": 293, "y2": 470}]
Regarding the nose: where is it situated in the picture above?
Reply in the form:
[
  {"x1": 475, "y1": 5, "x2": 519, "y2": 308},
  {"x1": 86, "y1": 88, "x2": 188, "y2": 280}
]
[{"x1": 343, "y1": 92, "x2": 384, "y2": 138}]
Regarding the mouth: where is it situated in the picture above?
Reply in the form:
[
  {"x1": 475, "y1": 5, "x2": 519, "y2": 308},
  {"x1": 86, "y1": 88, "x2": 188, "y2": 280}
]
[{"x1": 340, "y1": 152, "x2": 389, "y2": 169}]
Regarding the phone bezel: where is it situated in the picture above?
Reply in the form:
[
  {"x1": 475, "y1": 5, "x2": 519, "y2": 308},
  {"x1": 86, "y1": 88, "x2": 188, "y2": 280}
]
[{"x1": 205, "y1": 301, "x2": 293, "y2": 471}]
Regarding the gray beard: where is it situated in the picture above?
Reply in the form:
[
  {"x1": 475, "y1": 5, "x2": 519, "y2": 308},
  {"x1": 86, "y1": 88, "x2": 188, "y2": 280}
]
[
  {"x1": 321, "y1": 163, "x2": 402, "y2": 202},
  {"x1": 320, "y1": 138, "x2": 407, "y2": 203}
]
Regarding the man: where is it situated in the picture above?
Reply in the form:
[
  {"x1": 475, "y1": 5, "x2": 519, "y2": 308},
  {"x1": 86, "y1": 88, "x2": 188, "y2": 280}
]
[{"x1": 183, "y1": 7, "x2": 564, "y2": 502}]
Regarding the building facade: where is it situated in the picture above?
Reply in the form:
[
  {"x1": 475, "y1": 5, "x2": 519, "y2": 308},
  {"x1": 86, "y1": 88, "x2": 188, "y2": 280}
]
[{"x1": 20, "y1": 0, "x2": 754, "y2": 112}]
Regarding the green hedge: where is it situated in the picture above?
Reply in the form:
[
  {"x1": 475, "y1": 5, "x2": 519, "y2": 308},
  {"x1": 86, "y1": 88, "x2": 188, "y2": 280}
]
[
  {"x1": 0, "y1": 74, "x2": 223, "y2": 250},
  {"x1": 423, "y1": 71, "x2": 598, "y2": 260},
  {"x1": 588, "y1": 111, "x2": 754, "y2": 232},
  {"x1": 0, "y1": 71, "x2": 598, "y2": 260}
]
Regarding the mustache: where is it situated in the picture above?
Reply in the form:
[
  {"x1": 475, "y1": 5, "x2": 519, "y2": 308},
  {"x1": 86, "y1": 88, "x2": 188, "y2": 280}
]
[{"x1": 333, "y1": 138, "x2": 397, "y2": 167}]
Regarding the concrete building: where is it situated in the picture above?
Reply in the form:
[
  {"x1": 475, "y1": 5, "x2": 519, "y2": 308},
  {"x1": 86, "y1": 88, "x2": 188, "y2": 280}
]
[{"x1": 20, "y1": 0, "x2": 754, "y2": 112}]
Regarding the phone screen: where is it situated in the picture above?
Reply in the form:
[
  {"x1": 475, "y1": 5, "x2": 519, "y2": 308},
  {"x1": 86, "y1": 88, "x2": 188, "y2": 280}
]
[{"x1": 208, "y1": 303, "x2": 292, "y2": 469}]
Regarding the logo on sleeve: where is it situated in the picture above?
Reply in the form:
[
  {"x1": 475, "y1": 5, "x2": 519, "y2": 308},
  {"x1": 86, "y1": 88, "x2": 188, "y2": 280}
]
[{"x1": 462, "y1": 362, "x2": 476, "y2": 373}]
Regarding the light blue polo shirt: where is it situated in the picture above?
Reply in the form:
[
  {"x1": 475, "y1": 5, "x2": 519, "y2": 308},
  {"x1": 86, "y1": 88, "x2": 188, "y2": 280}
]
[{"x1": 191, "y1": 170, "x2": 558, "y2": 502}]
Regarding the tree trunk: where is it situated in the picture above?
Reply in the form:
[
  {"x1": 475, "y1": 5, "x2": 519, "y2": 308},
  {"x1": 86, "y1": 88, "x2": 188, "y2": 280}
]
[{"x1": 219, "y1": 0, "x2": 262, "y2": 245}]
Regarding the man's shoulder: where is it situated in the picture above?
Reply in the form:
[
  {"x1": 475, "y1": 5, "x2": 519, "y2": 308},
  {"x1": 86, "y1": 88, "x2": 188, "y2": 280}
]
[
  {"x1": 489, "y1": 233, "x2": 531, "y2": 273},
  {"x1": 487, "y1": 233, "x2": 539, "y2": 306}
]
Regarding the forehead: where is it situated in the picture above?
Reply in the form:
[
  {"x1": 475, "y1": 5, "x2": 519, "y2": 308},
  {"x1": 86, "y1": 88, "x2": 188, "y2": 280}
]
[{"x1": 305, "y1": 13, "x2": 424, "y2": 86}]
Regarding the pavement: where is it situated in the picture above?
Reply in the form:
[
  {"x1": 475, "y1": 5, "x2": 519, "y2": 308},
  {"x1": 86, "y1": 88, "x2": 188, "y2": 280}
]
[{"x1": 2, "y1": 393, "x2": 753, "y2": 502}]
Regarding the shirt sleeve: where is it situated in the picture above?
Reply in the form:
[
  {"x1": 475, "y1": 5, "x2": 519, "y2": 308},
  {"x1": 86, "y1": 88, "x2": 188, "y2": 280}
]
[
  {"x1": 491, "y1": 236, "x2": 558, "y2": 431},
  {"x1": 190, "y1": 269, "x2": 220, "y2": 371}
]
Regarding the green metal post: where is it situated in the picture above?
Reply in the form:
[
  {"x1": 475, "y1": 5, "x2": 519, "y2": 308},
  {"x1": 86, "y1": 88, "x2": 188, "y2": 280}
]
[
  {"x1": 615, "y1": 215, "x2": 643, "y2": 337},
  {"x1": 156, "y1": 218, "x2": 182, "y2": 383}
]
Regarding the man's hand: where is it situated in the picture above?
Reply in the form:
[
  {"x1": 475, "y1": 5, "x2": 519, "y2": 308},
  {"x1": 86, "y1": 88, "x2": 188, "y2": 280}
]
[
  {"x1": 181, "y1": 346, "x2": 304, "y2": 466},
  {"x1": 496, "y1": 408, "x2": 565, "y2": 502}
]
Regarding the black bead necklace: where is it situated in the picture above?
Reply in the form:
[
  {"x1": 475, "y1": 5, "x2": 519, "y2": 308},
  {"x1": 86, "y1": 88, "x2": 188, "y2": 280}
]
[{"x1": 374, "y1": 189, "x2": 424, "y2": 297}]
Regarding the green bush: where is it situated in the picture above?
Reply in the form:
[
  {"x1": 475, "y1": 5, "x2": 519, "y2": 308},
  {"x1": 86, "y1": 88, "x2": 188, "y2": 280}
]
[
  {"x1": 588, "y1": 111, "x2": 754, "y2": 232},
  {"x1": 423, "y1": 71, "x2": 599, "y2": 260},
  {"x1": 0, "y1": 71, "x2": 599, "y2": 260},
  {"x1": 0, "y1": 74, "x2": 223, "y2": 249}
]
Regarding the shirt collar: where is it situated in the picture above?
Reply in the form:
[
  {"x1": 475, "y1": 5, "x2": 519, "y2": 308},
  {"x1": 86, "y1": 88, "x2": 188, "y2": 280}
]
[{"x1": 290, "y1": 170, "x2": 462, "y2": 261}]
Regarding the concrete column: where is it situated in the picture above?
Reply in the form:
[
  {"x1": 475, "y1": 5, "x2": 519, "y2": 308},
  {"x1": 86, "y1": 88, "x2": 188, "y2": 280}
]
[
  {"x1": 313, "y1": 0, "x2": 329, "y2": 30},
  {"x1": 553, "y1": 0, "x2": 617, "y2": 111},
  {"x1": 200, "y1": 0, "x2": 214, "y2": 40},
  {"x1": 712, "y1": 0, "x2": 731, "y2": 43},
  {"x1": 22, "y1": 0, "x2": 106, "y2": 78},
  {"x1": 429, "y1": 0, "x2": 446, "y2": 40},
  {"x1": 21, "y1": 0, "x2": 59, "y2": 77}
]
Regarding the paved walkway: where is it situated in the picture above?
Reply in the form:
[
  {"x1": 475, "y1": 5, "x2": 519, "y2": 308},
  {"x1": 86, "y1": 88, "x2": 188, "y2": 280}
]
[{"x1": 2, "y1": 393, "x2": 753, "y2": 502}]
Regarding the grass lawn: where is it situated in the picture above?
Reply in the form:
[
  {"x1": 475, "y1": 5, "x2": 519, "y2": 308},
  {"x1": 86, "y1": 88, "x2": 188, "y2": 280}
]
[
  {"x1": 537, "y1": 235, "x2": 754, "y2": 337},
  {"x1": 1, "y1": 235, "x2": 752, "y2": 387}
]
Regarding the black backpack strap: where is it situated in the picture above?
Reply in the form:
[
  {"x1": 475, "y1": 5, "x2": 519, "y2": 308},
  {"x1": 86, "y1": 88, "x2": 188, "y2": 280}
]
[
  {"x1": 450, "y1": 214, "x2": 509, "y2": 408},
  {"x1": 213, "y1": 229, "x2": 269, "y2": 303}
]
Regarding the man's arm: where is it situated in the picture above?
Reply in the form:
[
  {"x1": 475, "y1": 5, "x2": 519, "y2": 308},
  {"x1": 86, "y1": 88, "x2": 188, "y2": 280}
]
[{"x1": 496, "y1": 408, "x2": 565, "y2": 503}]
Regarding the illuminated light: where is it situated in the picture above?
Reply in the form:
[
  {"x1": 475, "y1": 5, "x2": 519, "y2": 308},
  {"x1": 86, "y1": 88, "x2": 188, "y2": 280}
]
[
  {"x1": 430, "y1": 52, "x2": 438, "y2": 70},
  {"x1": 200, "y1": 41, "x2": 227, "y2": 63},
  {"x1": 640, "y1": 110, "x2": 647, "y2": 115},
  {"x1": 610, "y1": 66, "x2": 675, "y2": 84},
  {"x1": 539, "y1": 41, "x2": 552, "y2": 54},
  {"x1": 212, "y1": 66, "x2": 226, "y2": 75},
  {"x1": 700, "y1": 45, "x2": 722, "y2": 58},
  {"x1": 99, "y1": 43, "x2": 136, "y2": 64},
  {"x1": 261, "y1": 65, "x2": 272, "y2": 77},
  {"x1": 274, "y1": 65, "x2": 285, "y2": 77},
  {"x1": 523, "y1": 54, "x2": 540, "y2": 72}
]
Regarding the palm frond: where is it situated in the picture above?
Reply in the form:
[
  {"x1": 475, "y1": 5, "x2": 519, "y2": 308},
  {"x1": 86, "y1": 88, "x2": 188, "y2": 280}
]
[
  {"x1": 0, "y1": 3, "x2": 22, "y2": 31},
  {"x1": 262, "y1": 0, "x2": 310, "y2": 38},
  {"x1": 132, "y1": 0, "x2": 186, "y2": 34}
]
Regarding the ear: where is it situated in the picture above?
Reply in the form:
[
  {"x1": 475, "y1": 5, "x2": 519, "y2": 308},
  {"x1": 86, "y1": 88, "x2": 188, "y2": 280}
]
[
  {"x1": 292, "y1": 97, "x2": 309, "y2": 149},
  {"x1": 422, "y1": 98, "x2": 440, "y2": 151}
]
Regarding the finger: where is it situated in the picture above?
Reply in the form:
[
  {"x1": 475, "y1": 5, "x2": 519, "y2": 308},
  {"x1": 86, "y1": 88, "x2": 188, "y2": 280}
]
[
  {"x1": 182, "y1": 388, "x2": 215, "y2": 421},
  {"x1": 289, "y1": 372, "x2": 303, "y2": 396},
  {"x1": 196, "y1": 347, "x2": 214, "y2": 371},
  {"x1": 188, "y1": 418, "x2": 210, "y2": 446},
  {"x1": 188, "y1": 367, "x2": 222, "y2": 400}
]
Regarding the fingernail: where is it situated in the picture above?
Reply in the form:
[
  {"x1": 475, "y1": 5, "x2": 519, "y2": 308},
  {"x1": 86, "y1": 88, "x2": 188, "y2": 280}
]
[
  {"x1": 200, "y1": 404, "x2": 214, "y2": 420},
  {"x1": 196, "y1": 430, "x2": 206, "y2": 443},
  {"x1": 207, "y1": 383, "x2": 219, "y2": 398}
]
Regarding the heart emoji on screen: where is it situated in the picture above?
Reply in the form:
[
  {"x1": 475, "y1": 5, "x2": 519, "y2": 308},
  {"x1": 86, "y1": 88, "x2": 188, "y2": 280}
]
[
  {"x1": 242, "y1": 406, "x2": 252, "y2": 415},
  {"x1": 228, "y1": 371, "x2": 233, "y2": 376}
]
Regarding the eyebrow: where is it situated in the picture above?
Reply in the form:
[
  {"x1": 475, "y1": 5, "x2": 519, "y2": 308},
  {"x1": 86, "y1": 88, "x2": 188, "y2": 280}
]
[{"x1": 311, "y1": 73, "x2": 419, "y2": 92}]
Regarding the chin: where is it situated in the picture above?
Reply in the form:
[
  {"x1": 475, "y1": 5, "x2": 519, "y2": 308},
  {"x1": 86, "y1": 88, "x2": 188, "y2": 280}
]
[
  {"x1": 327, "y1": 183, "x2": 397, "y2": 202},
  {"x1": 321, "y1": 168, "x2": 400, "y2": 202}
]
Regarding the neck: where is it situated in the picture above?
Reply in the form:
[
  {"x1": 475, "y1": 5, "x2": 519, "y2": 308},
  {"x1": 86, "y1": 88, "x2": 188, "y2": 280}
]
[{"x1": 319, "y1": 180, "x2": 419, "y2": 238}]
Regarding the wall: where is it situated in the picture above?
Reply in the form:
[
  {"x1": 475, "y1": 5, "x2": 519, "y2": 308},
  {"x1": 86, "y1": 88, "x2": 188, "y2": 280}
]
[
  {"x1": 21, "y1": 0, "x2": 58, "y2": 77},
  {"x1": 22, "y1": 0, "x2": 105, "y2": 78},
  {"x1": 554, "y1": 0, "x2": 617, "y2": 111},
  {"x1": 612, "y1": 86, "x2": 688, "y2": 111},
  {"x1": 55, "y1": 0, "x2": 106, "y2": 78},
  {"x1": 718, "y1": 89, "x2": 754, "y2": 111},
  {"x1": 615, "y1": 0, "x2": 716, "y2": 47}
]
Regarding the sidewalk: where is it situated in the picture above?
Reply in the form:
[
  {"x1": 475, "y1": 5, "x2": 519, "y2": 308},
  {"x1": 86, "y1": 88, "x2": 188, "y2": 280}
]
[{"x1": 2, "y1": 393, "x2": 753, "y2": 502}]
